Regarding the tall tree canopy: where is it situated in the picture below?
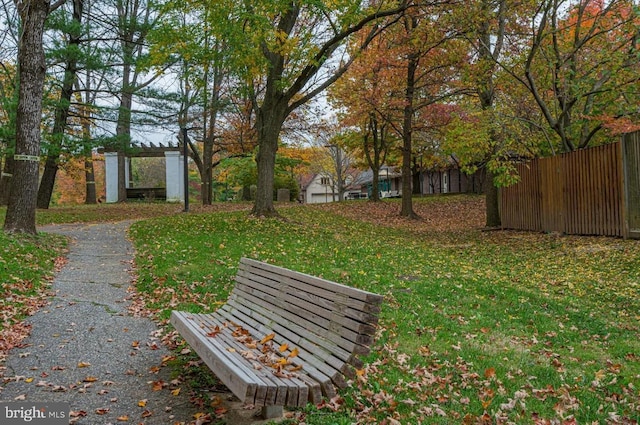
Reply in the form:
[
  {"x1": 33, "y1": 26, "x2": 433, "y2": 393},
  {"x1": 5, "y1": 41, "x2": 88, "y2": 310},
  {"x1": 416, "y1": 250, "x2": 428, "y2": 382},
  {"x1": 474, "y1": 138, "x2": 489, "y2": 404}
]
[{"x1": 197, "y1": 0, "x2": 406, "y2": 216}]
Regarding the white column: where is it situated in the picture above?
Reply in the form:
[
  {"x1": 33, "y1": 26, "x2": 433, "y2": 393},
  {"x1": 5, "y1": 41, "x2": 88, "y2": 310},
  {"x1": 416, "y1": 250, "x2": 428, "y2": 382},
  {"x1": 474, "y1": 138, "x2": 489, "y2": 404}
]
[
  {"x1": 165, "y1": 151, "x2": 183, "y2": 202},
  {"x1": 104, "y1": 152, "x2": 119, "y2": 203}
]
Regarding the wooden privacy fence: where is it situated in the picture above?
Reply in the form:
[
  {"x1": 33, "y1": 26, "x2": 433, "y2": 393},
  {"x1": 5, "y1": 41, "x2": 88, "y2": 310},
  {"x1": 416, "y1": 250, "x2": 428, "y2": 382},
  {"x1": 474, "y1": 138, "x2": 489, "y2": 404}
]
[{"x1": 500, "y1": 132, "x2": 640, "y2": 239}]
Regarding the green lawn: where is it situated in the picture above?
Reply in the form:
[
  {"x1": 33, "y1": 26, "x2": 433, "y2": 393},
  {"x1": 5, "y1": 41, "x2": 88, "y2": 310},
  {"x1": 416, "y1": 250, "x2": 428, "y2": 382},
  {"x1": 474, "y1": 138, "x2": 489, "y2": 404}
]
[
  {"x1": 128, "y1": 196, "x2": 640, "y2": 424},
  {"x1": 2, "y1": 198, "x2": 638, "y2": 424}
]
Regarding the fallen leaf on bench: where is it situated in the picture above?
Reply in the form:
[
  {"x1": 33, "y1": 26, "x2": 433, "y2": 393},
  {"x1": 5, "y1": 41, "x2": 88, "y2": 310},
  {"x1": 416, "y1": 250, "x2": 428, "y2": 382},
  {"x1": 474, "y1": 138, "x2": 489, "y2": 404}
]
[
  {"x1": 241, "y1": 350, "x2": 256, "y2": 360},
  {"x1": 288, "y1": 347, "x2": 299, "y2": 358},
  {"x1": 252, "y1": 362, "x2": 262, "y2": 370},
  {"x1": 206, "y1": 325, "x2": 221, "y2": 337},
  {"x1": 288, "y1": 364, "x2": 303, "y2": 372},
  {"x1": 279, "y1": 343, "x2": 288, "y2": 352},
  {"x1": 260, "y1": 333, "x2": 275, "y2": 344},
  {"x1": 226, "y1": 348, "x2": 236, "y2": 352}
]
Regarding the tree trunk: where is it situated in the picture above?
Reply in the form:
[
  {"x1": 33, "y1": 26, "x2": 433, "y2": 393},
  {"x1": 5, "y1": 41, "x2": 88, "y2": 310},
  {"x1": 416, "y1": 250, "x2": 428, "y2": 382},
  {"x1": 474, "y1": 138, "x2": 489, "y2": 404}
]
[
  {"x1": 36, "y1": 156, "x2": 58, "y2": 208},
  {"x1": 484, "y1": 169, "x2": 500, "y2": 227},
  {"x1": 84, "y1": 156, "x2": 97, "y2": 204},
  {"x1": 412, "y1": 157, "x2": 421, "y2": 195},
  {"x1": 4, "y1": 0, "x2": 49, "y2": 234},
  {"x1": 0, "y1": 156, "x2": 15, "y2": 205},
  {"x1": 400, "y1": 51, "x2": 418, "y2": 219},
  {"x1": 252, "y1": 100, "x2": 287, "y2": 217},
  {"x1": 202, "y1": 138, "x2": 214, "y2": 205}
]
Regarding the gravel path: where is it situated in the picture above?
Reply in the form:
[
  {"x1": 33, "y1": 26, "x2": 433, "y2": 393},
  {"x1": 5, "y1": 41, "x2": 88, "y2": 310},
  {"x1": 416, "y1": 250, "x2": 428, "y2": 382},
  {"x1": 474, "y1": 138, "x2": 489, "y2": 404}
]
[{"x1": 0, "y1": 221, "x2": 201, "y2": 424}]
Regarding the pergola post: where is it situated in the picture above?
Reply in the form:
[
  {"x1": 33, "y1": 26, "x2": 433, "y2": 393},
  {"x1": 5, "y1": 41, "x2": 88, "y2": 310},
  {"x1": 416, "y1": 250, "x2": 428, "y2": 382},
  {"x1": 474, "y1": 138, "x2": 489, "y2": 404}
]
[
  {"x1": 105, "y1": 152, "x2": 119, "y2": 203},
  {"x1": 165, "y1": 150, "x2": 184, "y2": 202}
]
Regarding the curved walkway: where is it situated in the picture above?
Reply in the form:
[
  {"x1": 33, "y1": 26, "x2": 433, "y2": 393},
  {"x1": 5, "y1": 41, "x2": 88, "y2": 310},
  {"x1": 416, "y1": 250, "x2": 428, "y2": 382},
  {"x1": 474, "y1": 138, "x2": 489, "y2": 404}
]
[{"x1": 1, "y1": 222, "x2": 200, "y2": 424}]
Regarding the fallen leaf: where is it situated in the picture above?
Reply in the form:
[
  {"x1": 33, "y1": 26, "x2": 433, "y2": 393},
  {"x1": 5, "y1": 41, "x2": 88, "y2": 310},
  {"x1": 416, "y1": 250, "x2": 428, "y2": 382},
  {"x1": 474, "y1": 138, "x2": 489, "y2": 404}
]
[
  {"x1": 171, "y1": 388, "x2": 181, "y2": 396},
  {"x1": 138, "y1": 399, "x2": 147, "y2": 407},
  {"x1": 95, "y1": 408, "x2": 110, "y2": 415},
  {"x1": 484, "y1": 367, "x2": 496, "y2": 379},
  {"x1": 260, "y1": 333, "x2": 275, "y2": 344},
  {"x1": 77, "y1": 362, "x2": 91, "y2": 368},
  {"x1": 116, "y1": 414, "x2": 128, "y2": 421},
  {"x1": 141, "y1": 410, "x2": 152, "y2": 418}
]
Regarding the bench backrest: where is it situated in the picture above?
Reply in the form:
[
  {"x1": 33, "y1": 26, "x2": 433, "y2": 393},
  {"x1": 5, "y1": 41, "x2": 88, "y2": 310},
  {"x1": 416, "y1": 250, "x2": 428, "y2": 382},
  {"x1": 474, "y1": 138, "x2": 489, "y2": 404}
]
[{"x1": 223, "y1": 257, "x2": 383, "y2": 393}]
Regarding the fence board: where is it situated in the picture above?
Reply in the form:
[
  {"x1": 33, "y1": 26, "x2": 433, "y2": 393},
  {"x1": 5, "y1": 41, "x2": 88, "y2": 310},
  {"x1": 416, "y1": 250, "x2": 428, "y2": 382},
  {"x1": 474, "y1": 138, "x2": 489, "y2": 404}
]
[
  {"x1": 500, "y1": 141, "x2": 631, "y2": 237},
  {"x1": 622, "y1": 132, "x2": 640, "y2": 238}
]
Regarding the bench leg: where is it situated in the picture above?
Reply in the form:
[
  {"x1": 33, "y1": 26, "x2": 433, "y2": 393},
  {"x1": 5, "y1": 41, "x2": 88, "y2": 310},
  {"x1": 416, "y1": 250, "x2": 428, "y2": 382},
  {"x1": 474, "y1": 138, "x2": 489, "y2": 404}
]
[{"x1": 261, "y1": 405, "x2": 283, "y2": 419}]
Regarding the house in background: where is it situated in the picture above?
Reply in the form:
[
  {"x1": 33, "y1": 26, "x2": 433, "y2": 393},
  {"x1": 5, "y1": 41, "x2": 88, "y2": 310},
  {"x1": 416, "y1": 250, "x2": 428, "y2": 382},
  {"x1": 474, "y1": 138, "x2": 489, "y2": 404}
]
[
  {"x1": 299, "y1": 174, "x2": 336, "y2": 203},
  {"x1": 421, "y1": 166, "x2": 485, "y2": 195},
  {"x1": 358, "y1": 164, "x2": 485, "y2": 197},
  {"x1": 299, "y1": 171, "x2": 369, "y2": 203},
  {"x1": 300, "y1": 163, "x2": 484, "y2": 203}
]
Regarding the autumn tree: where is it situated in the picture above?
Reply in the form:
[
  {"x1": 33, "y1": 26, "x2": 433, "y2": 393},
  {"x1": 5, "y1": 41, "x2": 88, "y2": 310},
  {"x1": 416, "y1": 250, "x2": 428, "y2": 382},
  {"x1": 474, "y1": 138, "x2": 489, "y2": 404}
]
[
  {"x1": 201, "y1": 0, "x2": 407, "y2": 217},
  {"x1": 453, "y1": 0, "x2": 510, "y2": 227},
  {"x1": 336, "y1": 2, "x2": 467, "y2": 218},
  {"x1": 515, "y1": 0, "x2": 640, "y2": 152},
  {"x1": 329, "y1": 33, "x2": 399, "y2": 202}
]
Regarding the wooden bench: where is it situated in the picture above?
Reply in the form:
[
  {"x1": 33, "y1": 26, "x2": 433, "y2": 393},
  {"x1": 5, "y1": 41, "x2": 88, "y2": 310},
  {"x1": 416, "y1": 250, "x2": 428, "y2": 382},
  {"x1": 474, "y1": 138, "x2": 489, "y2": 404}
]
[{"x1": 170, "y1": 257, "x2": 383, "y2": 419}]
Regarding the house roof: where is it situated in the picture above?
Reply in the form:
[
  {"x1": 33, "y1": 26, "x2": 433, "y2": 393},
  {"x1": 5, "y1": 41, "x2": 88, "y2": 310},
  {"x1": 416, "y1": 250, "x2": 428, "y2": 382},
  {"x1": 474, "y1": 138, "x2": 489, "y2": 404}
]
[{"x1": 299, "y1": 173, "x2": 317, "y2": 190}]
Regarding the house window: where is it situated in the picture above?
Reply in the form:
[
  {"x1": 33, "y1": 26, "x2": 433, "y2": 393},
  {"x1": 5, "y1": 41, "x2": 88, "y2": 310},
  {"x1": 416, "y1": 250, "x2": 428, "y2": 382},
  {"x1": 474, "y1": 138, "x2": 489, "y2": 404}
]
[{"x1": 320, "y1": 177, "x2": 330, "y2": 185}]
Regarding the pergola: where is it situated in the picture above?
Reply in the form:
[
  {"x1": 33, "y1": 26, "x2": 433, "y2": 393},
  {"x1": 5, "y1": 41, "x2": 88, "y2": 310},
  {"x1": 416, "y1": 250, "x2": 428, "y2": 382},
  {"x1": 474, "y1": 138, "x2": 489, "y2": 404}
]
[{"x1": 102, "y1": 142, "x2": 184, "y2": 203}]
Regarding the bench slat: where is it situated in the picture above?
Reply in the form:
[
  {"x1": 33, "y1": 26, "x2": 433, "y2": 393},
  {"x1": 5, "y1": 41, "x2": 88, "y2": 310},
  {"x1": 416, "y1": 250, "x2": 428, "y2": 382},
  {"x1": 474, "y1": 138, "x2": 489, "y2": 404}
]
[
  {"x1": 239, "y1": 263, "x2": 382, "y2": 317},
  {"x1": 241, "y1": 258, "x2": 384, "y2": 306},
  {"x1": 237, "y1": 266, "x2": 381, "y2": 329},
  {"x1": 234, "y1": 279, "x2": 374, "y2": 357},
  {"x1": 235, "y1": 273, "x2": 376, "y2": 340},
  {"x1": 231, "y1": 284, "x2": 355, "y2": 360}
]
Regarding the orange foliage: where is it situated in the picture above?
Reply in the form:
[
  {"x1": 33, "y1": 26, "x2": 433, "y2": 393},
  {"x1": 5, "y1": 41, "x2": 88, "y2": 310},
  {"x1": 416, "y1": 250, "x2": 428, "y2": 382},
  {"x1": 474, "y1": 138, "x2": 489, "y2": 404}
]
[{"x1": 53, "y1": 154, "x2": 105, "y2": 205}]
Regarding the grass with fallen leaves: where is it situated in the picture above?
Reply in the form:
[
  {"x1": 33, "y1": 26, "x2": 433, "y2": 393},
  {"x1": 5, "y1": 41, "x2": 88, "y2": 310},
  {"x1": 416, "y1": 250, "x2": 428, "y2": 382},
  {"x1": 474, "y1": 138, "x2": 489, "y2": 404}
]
[
  {"x1": 129, "y1": 195, "x2": 640, "y2": 425},
  {"x1": 0, "y1": 229, "x2": 67, "y2": 358}
]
